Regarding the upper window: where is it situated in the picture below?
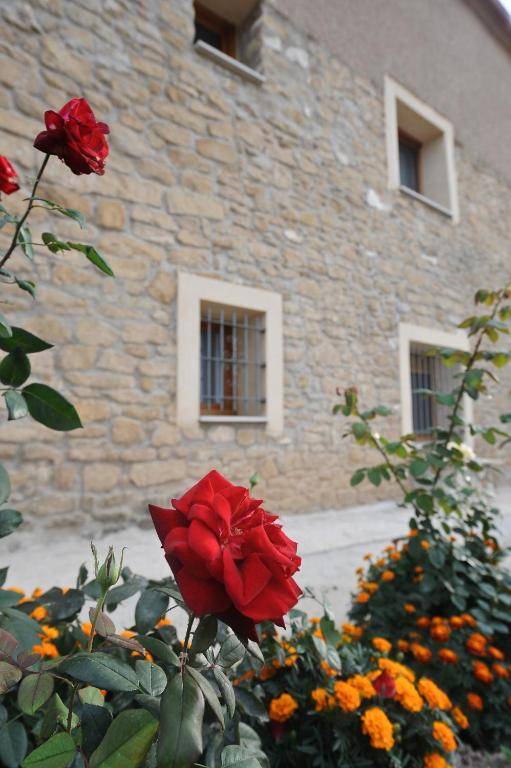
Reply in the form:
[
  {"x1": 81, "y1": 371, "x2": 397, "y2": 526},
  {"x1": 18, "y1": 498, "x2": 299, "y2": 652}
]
[
  {"x1": 399, "y1": 323, "x2": 472, "y2": 441},
  {"x1": 200, "y1": 303, "x2": 265, "y2": 418},
  {"x1": 193, "y1": 0, "x2": 264, "y2": 84},
  {"x1": 177, "y1": 273, "x2": 283, "y2": 433},
  {"x1": 385, "y1": 77, "x2": 459, "y2": 221}
]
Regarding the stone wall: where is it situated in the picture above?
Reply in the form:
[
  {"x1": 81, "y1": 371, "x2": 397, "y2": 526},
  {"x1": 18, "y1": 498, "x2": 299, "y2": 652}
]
[{"x1": 0, "y1": 0, "x2": 509, "y2": 532}]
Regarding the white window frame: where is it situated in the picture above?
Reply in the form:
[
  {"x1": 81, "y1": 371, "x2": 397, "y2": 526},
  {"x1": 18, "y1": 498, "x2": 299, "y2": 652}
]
[
  {"x1": 399, "y1": 323, "x2": 473, "y2": 443},
  {"x1": 384, "y1": 76, "x2": 459, "y2": 222},
  {"x1": 177, "y1": 272, "x2": 283, "y2": 434}
]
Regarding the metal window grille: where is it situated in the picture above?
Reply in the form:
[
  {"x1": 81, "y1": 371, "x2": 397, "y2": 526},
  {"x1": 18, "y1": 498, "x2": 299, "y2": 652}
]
[
  {"x1": 200, "y1": 303, "x2": 266, "y2": 417},
  {"x1": 410, "y1": 345, "x2": 458, "y2": 436}
]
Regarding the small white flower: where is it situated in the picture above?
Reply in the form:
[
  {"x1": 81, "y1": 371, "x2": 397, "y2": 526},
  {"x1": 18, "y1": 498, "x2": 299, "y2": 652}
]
[{"x1": 447, "y1": 441, "x2": 475, "y2": 463}]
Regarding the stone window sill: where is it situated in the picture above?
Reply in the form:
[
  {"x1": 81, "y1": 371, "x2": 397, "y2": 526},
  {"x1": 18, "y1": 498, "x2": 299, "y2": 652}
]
[
  {"x1": 194, "y1": 40, "x2": 265, "y2": 85},
  {"x1": 399, "y1": 185, "x2": 453, "y2": 219},
  {"x1": 199, "y1": 415, "x2": 267, "y2": 425}
]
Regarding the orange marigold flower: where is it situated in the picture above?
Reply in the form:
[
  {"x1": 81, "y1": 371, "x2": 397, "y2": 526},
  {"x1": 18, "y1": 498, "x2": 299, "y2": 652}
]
[
  {"x1": 438, "y1": 648, "x2": 458, "y2": 664},
  {"x1": 363, "y1": 553, "x2": 373, "y2": 561},
  {"x1": 9, "y1": 587, "x2": 25, "y2": 595},
  {"x1": 421, "y1": 540, "x2": 430, "y2": 550},
  {"x1": 282, "y1": 640, "x2": 298, "y2": 666},
  {"x1": 311, "y1": 687, "x2": 335, "y2": 712},
  {"x1": 397, "y1": 640, "x2": 410, "y2": 652},
  {"x1": 488, "y1": 646, "x2": 505, "y2": 661},
  {"x1": 390, "y1": 551, "x2": 401, "y2": 562},
  {"x1": 361, "y1": 707, "x2": 395, "y2": 750},
  {"x1": 394, "y1": 676, "x2": 423, "y2": 713},
  {"x1": 416, "y1": 617, "x2": 431, "y2": 629},
  {"x1": 357, "y1": 592, "x2": 370, "y2": 604},
  {"x1": 363, "y1": 582, "x2": 379, "y2": 595},
  {"x1": 466, "y1": 632, "x2": 487, "y2": 657},
  {"x1": 121, "y1": 630, "x2": 136, "y2": 639},
  {"x1": 347, "y1": 674, "x2": 376, "y2": 699},
  {"x1": 40, "y1": 625, "x2": 59, "y2": 641},
  {"x1": 333, "y1": 681, "x2": 361, "y2": 712},
  {"x1": 381, "y1": 570, "x2": 395, "y2": 582},
  {"x1": 424, "y1": 753, "x2": 448, "y2": 768},
  {"x1": 418, "y1": 678, "x2": 452, "y2": 710},
  {"x1": 320, "y1": 660, "x2": 338, "y2": 678},
  {"x1": 376, "y1": 558, "x2": 386, "y2": 568},
  {"x1": 409, "y1": 529, "x2": 419, "y2": 538},
  {"x1": 452, "y1": 707, "x2": 469, "y2": 729},
  {"x1": 414, "y1": 566, "x2": 424, "y2": 574},
  {"x1": 411, "y1": 643, "x2": 433, "y2": 663},
  {"x1": 32, "y1": 641, "x2": 58, "y2": 659},
  {"x1": 432, "y1": 721, "x2": 457, "y2": 752},
  {"x1": 372, "y1": 637, "x2": 392, "y2": 654},
  {"x1": 378, "y1": 658, "x2": 415, "y2": 683},
  {"x1": 30, "y1": 606, "x2": 48, "y2": 622},
  {"x1": 269, "y1": 693, "x2": 298, "y2": 723},
  {"x1": 81, "y1": 622, "x2": 92, "y2": 637},
  {"x1": 461, "y1": 614, "x2": 477, "y2": 628},
  {"x1": 449, "y1": 616, "x2": 464, "y2": 629},
  {"x1": 493, "y1": 663, "x2": 509, "y2": 679},
  {"x1": 233, "y1": 670, "x2": 256, "y2": 686},
  {"x1": 404, "y1": 603, "x2": 416, "y2": 614},
  {"x1": 156, "y1": 618, "x2": 172, "y2": 628},
  {"x1": 355, "y1": 567, "x2": 364, "y2": 576},
  {"x1": 467, "y1": 692, "x2": 483, "y2": 711},
  {"x1": 472, "y1": 660, "x2": 493, "y2": 684},
  {"x1": 32, "y1": 587, "x2": 43, "y2": 599},
  {"x1": 259, "y1": 665, "x2": 276, "y2": 681},
  {"x1": 342, "y1": 622, "x2": 363, "y2": 640},
  {"x1": 430, "y1": 623, "x2": 451, "y2": 643}
]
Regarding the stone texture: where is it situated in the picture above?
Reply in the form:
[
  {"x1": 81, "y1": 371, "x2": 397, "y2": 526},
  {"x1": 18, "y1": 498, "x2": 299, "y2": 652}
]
[{"x1": 0, "y1": 0, "x2": 509, "y2": 534}]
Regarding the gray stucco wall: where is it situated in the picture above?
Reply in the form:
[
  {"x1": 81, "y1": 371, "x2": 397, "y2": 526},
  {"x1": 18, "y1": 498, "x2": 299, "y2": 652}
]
[{"x1": 275, "y1": 0, "x2": 511, "y2": 185}]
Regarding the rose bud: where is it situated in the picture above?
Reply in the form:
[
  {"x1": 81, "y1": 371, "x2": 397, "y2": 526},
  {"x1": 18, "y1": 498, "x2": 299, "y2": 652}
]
[
  {"x1": 92, "y1": 544, "x2": 125, "y2": 593},
  {"x1": 34, "y1": 98, "x2": 109, "y2": 175},
  {"x1": 149, "y1": 470, "x2": 302, "y2": 641},
  {"x1": 373, "y1": 669, "x2": 397, "y2": 699},
  {"x1": 0, "y1": 155, "x2": 20, "y2": 195}
]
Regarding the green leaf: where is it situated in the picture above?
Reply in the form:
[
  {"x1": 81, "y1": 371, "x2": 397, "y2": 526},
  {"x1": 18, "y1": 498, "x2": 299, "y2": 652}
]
[
  {"x1": 0, "y1": 721, "x2": 28, "y2": 768},
  {"x1": 0, "y1": 509, "x2": 21, "y2": 539},
  {"x1": 190, "y1": 615, "x2": 218, "y2": 655},
  {"x1": 59, "y1": 652, "x2": 140, "y2": 692},
  {"x1": 0, "y1": 327, "x2": 53, "y2": 355},
  {"x1": 40, "y1": 694, "x2": 78, "y2": 739},
  {"x1": 79, "y1": 686, "x2": 106, "y2": 706},
  {"x1": 4, "y1": 390, "x2": 28, "y2": 421},
  {"x1": 41, "y1": 233, "x2": 71, "y2": 254},
  {"x1": 68, "y1": 243, "x2": 114, "y2": 277},
  {"x1": 135, "y1": 589, "x2": 169, "y2": 634},
  {"x1": 81, "y1": 704, "x2": 112, "y2": 758},
  {"x1": 32, "y1": 198, "x2": 86, "y2": 229},
  {"x1": 17, "y1": 672, "x2": 54, "y2": 715},
  {"x1": 213, "y1": 666, "x2": 235, "y2": 718},
  {"x1": 0, "y1": 608, "x2": 41, "y2": 651},
  {"x1": 157, "y1": 673, "x2": 204, "y2": 768},
  {"x1": 90, "y1": 709, "x2": 157, "y2": 768},
  {"x1": 0, "y1": 589, "x2": 21, "y2": 608},
  {"x1": 427, "y1": 546, "x2": 446, "y2": 570},
  {"x1": 233, "y1": 688, "x2": 268, "y2": 720},
  {"x1": 492, "y1": 353, "x2": 509, "y2": 368},
  {"x1": 186, "y1": 666, "x2": 224, "y2": 729},
  {"x1": 0, "y1": 660, "x2": 22, "y2": 693},
  {"x1": 22, "y1": 383, "x2": 82, "y2": 431},
  {"x1": 21, "y1": 732, "x2": 75, "y2": 768},
  {"x1": 135, "y1": 660, "x2": 166, "y2": 697},
  {"x1": 0, "y1": 313, "x2": 12, "y2": 339},
  {"x1": 350, "y1": 469, "x2": 365, "y2": 487},
  {"x1": 135, "y1": 636, "x2": 179, "y2": 668},
  {"x1": 416, "y1": 494, "x2": 434, "y2": 514},
  {"x1": 367, "y1": 467, "x2": 381, "y2": 486},
  {"x1": 0, "y1": 350, "x2": 31, "y2": 387},
  {"x1": 0, "y1": 463, "x2": 11, "y2": 504},
  {"x1": 221, "y1": 746, "x2": 262, "y2": 768},
  {"x1": 410, "y1": 458, "x2": 429, "y2": 478},
  {"x1": 18, "y1": 225, "x2": 34, "y2": 261},
  {"x1": 15, "y1": 278, "x2": 36, "y2": 298},
  {"x1": 217, "y1": 634, "x2": 245, "y2": 668}
]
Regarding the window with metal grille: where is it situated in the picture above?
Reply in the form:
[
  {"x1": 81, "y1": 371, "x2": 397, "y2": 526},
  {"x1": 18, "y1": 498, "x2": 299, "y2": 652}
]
[
  {"x1": 200, "y1": 302, "x2": 265, "y2": 418},
  {"x1": 410, "y1": 345, "x2": 457, "y2": 436}
]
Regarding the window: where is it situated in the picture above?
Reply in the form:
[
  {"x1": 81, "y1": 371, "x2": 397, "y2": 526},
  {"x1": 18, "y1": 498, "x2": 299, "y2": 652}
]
[
  {"x1": 385, "y1": 77, "x2": 459, "y2": 221},
  {"x1": 177, "y1": 273, "x2": 283, "y2": 433},
  {"x1": 399, "y1": 323, "x2": 473, "y2": 440},
  {"x1": 193, "y1": 0, "x2": 265, "y2": 85},
  {"x1": 200, "y1": 304, "x2": 265, "y2": 417}
]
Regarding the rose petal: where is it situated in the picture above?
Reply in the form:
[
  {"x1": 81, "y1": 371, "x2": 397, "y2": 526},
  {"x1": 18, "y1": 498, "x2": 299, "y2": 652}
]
[
  {"x1": 148, "y1": 504, "x2": 186, "y2": 544},
  {"x1": 176, "y1": 568, "x2": 231, "y2": 615}
]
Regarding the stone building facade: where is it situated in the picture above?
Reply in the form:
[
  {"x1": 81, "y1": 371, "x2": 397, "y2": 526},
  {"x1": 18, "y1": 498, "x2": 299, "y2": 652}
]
[{"x1": 0, "y1": 0, "x2": 510, "y2": 531}]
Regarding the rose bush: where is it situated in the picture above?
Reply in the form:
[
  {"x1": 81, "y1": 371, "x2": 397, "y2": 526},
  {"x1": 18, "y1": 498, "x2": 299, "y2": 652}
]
[
  {"x1": 0, "y1": 157, "x2": 19, "y2": 196},
  {"x1": 149, "y1": 469, "x2": 302, "y2": 641}
]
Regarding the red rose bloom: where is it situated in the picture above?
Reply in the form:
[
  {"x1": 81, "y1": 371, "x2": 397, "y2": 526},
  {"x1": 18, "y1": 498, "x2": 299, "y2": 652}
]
[
  {"x1": 373, "y1": 670, "x2": 397, "y2": 699},
  {"x1": 149, "y1": 470, "x2": 302, "y2": 640},
  {"x1": 0, "y1": 156, "x2": 20, "y2": 195},
  {"x1": 33, "y1": 98, "x2": 109, "y2": 175}
]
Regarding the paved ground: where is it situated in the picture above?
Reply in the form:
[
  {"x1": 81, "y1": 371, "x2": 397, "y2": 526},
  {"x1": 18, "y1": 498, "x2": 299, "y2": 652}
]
[{"x1": 5, "y1": 487, "x2": 511, "y2": 631}]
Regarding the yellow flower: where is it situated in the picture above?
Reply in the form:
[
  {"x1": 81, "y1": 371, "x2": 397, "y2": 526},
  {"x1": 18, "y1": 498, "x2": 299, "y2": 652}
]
[
  {"x1": 347, "y1": 675, "x2": 376, "y2": 700},
  {"x1": 81, "y1": 622, "x2": 92, "y2": 637},
  {"x1": 30, "y1": 606, "x2": 48, "y2": 622},
  {"x1": 452, "y1": 707, "x2": 469, "y2": 729},
  {"x1": 32, "y1": 641, "x2": 58, "y2": 659},
  {"x1": 282, "y1": 640, "x2": 298, "y2": 666},
  {"x1": 381, "y1": 570, "x2": 395, "y2": 582},
  {"x1": 378, "y1": 658, "x2": 415, "y2": 683},
  {"x1": 333, "y1": 681, "x2": 361, "y2": 712},
  {"x1": 311, "y1": 687, "x2": 335, "y2": 712},
  {"x1": 361, "y1": 707, "x2": 395, "y2": 750},
  {"x1": 269, "y1": 693, "x2": 298, "y2": 723},
  {"x1": 156, "y1": 618, "x2": 172, "y2": 628},
  {"x1": 372, "y1": 637, "x2": 392, "y2": 654},
  {"x1": 424, "y1": 754, "x2": 448, "y2": 768},
  {"x1": 418, "y1": 678, "x2": 452, "y2": 711},
  {"x1": 342, "y1": 623, "x2": 363, "y2": 640},
  {"x1": 40, "y1": 625, "x2": 59, "y2": 640},
  {"x1": 394, "y1": 676, "x2": 423, "y2": 713},
  {"x1": 432, "y1": 721, "x2": 457, "y2": 752},
  {"x1": 32, "y1": 587, "x2": 43, "y2": 599}
]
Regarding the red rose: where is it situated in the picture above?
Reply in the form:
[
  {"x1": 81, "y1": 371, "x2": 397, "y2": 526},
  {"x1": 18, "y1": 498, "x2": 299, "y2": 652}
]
[
  {"x1": 149, "y1": 470, "x2": 302, "y2": 641},
  {"x1": 0, "y1": 156, "x2": 20, "y2": 195},
  {"x1": 34, "y1": 98, "x2": 109, "y2": 175},
  {"x1": 373, "y1": 670, "x2": 397, "y2": 699}
]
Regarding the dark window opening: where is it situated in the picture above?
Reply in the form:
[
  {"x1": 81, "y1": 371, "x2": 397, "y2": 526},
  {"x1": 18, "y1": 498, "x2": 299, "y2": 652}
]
[
  {"x1": 410, "y1": 346, "x2": 457, "y2": 437},
  {"x1": 194, "y1": 2, "x2": 236, "y2": 58},
  {"x1": 399, "y1": 131, "x2": 421, "y2": 193}
]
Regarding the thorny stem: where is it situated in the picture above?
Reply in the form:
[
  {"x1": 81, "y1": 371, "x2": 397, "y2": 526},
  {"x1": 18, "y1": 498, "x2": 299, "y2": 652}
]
[
  {"x1": 66, "y1": 682, "x2": 79, "y2": 733},
  {"x1": 181, "y1": 613, "x2": 195, "y2": 671},
  {"x1": 0, "y1": 154, "x2": 50, "y2": 269},
  {"x1": 87, "y1": 594, "x2": 106, "y2": 653}
]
